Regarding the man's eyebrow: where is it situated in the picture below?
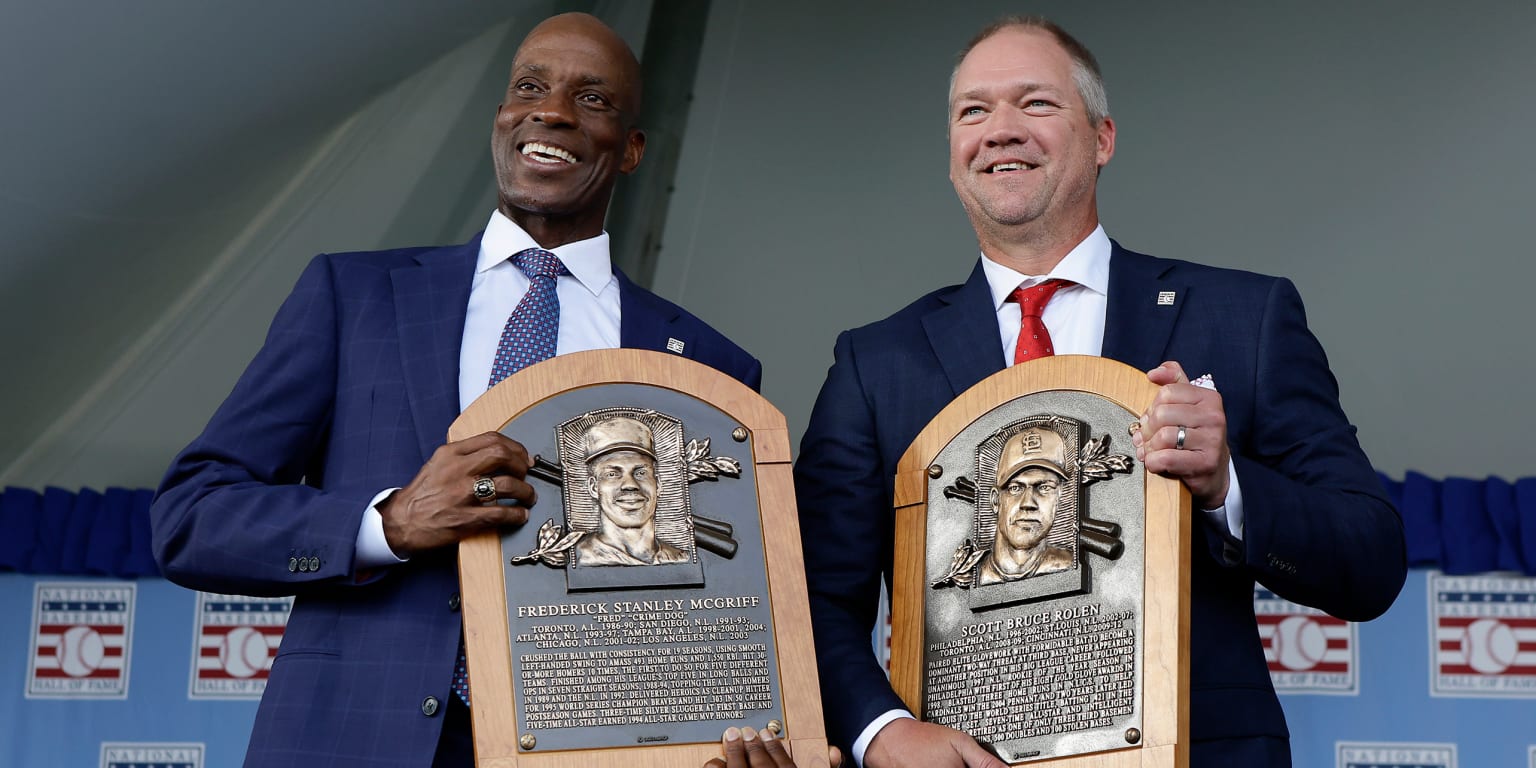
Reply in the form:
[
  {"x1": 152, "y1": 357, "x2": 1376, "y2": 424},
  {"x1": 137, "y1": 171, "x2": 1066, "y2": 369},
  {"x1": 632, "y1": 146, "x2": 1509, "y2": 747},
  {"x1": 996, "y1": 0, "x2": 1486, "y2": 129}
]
[
  {"x1": 512, "y1": 64, "x2": 610, "y2": 87},
  {"x1": 952, "y1": 80, "x2": 1064, "y2": 103}
]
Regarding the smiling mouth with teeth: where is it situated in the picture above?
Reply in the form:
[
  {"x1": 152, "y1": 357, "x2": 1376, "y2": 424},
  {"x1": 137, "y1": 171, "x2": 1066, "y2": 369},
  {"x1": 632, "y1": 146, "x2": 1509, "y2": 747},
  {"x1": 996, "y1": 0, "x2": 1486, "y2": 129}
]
[
  {"x1": 521, "y1": 141, "x2": 578, "y2": 164},
  {"x1": 987, "y1": 161, "x2": 1035, "y2": 173}
]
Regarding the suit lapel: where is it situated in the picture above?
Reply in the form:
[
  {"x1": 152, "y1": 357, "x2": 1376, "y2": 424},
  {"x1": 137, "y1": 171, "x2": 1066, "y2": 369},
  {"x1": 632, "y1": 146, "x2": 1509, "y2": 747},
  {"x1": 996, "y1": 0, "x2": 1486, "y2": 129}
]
[
  {"x1": 393, "y1": 237, "x2": 479, "y2": 462},
  {"x1": 616, "y1": 269, "x2": 682, "y2": 354},
  {"x1": 923, "y1": 261, "x2": 1006, "y2": 397},
  {"x1": 1101, "y1": 243, "x2": 1186, "y2": 372}
]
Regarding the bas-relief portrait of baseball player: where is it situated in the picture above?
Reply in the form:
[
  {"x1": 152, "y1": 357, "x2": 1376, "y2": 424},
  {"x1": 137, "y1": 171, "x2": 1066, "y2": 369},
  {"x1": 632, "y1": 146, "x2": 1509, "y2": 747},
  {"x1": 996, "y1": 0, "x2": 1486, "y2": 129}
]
[
  {"x1": 975, "y1": 424, "x2": 1077, "y2": 586},
  {"x1": 931, "y1": 412, "x2": 1135, "y2": 604},
  {"x1": 573, "y1": 415, "x2": 692, "y2": 567},
  {"x1": 507, "y1": 404, "x2": 748, "y2": 591}
]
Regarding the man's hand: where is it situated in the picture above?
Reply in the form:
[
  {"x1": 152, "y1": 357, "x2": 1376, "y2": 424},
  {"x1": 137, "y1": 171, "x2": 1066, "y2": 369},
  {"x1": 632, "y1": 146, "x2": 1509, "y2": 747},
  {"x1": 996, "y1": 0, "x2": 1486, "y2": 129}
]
[
  {"x1": 378, "y1": 431, "x2": 535, "y2": 555},
  {"x1": 704, "y1": 727, "x2": 843, "y2": 768},
  {"x1": 1133, "y1": 361, "x2": 1231, "y2": 510},
  {"x1": 864, "y1": 719, "x2": 1006, "y2": 768}
]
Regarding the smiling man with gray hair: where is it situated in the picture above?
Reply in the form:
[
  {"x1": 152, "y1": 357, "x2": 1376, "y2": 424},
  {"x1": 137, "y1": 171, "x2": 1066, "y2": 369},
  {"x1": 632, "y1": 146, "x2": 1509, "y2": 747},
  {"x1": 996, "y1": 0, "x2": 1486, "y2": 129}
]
[{"x1": 795, "y1": 14, "x2": 1405, "y2": 768}]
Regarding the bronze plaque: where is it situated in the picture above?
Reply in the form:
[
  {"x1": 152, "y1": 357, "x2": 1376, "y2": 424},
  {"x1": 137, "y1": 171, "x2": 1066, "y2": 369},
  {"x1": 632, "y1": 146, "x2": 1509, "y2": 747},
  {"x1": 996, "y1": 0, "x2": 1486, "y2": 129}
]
[
  {"x1": 926, "y1": 393, "x2": 1142, "y2": 761},
  {"x1": 891, "y1": 356, "x2": 1188, "y2": 768},
  {"x1": 497, "y1": 384, "x2": 782, "y2": 752}
]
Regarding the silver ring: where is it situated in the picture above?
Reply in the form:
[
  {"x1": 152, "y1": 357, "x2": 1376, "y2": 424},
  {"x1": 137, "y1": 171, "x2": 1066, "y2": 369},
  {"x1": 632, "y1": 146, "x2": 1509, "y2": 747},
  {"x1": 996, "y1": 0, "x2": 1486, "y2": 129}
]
[
  {"x1": 1175, "y1": 426, "x2": 1188, "y2": 450},
  {"x1": 471, "y1": 476, "x2": 497, "y2": 502}
]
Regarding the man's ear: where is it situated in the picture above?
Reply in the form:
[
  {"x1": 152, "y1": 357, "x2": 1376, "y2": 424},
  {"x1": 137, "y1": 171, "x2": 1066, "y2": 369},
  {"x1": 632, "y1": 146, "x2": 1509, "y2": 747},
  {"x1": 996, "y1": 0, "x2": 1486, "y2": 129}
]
[
  {"x1": 1095, "y1": 116, "x2": 1116, "y2": 169},
  {"x1": 621, "y1": 129, "x2": 646, "y2": 174}
]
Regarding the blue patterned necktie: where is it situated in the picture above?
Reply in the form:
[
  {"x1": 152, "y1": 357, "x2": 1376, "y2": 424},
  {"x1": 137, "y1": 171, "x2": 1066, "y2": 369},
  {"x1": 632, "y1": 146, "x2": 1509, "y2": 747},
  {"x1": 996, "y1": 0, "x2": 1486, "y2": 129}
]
[
  {"x1": 488, "y1": 248, "x2": 569, "y2": 387},
  {"x1": 454, "y1": 247, "x2": 567, "y2": 706}
]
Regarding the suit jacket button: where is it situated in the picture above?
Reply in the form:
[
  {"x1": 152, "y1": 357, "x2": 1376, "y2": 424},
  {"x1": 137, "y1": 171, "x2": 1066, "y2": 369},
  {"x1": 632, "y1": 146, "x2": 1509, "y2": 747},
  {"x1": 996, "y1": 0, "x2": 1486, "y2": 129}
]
[
  {"x1": 448, "y1": 593, "x2": 461, "y2": 612},
  {"x1": 421, "y1": 696, "x2": 440, "y2": 716},
  {"x1": 308, "y1": 556, "x2": 321, "y2": 571},
  {"x1": 288, "y1": 557, "x2": 299, "y2": 573}
]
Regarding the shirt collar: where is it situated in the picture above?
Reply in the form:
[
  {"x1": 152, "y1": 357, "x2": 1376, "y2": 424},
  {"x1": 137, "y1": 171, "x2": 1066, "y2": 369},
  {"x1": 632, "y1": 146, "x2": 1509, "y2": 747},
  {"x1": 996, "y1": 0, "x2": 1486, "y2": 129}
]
[
  {"x1": 476, "y1": 209, "x2": 614, "y2": 297},
  {"x1": 980, "y1": 225, "x2": 1112, "y2": 311}
]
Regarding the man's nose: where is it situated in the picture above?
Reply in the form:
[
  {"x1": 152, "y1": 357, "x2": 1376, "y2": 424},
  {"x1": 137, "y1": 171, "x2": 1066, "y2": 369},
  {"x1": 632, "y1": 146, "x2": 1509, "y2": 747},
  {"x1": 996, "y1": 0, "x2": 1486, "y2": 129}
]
[
  {"x1": 531, "y1": 90, "x2": 578, "y2": 126},
  {"x1": 983, "y1": 105, "x2": 1030, "y2": 147}
]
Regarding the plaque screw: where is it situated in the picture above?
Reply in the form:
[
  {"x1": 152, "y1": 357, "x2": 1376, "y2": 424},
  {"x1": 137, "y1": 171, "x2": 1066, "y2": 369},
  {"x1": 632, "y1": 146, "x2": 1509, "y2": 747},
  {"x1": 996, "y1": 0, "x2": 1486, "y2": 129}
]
[
  {"x1": 1124, "y1": 728, "x2": 1140, "y2": 745},
  {"x1": 1127, "y1": 421, "x2": 1141, "y2": 437},
  {"x1": 928, "y1": 465, "x2": 943, "y2": 479},
  {"x1": 766, "y1": 720, "x2": 783, "y2": 736},
  {"x1": 732, "y1": 427, "x2": 748, "y2": 442},
  {"x1": 520, "y1": 734, "x2": 537, "y2": 750}
]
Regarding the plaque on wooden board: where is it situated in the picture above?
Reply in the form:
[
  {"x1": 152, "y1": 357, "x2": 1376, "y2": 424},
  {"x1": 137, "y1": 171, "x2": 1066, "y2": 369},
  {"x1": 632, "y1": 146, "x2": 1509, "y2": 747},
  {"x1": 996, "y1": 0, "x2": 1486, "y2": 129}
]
[
  {"x1": 890, "y1": 356, "x2": 1190, "y2": 767},
  {"x1": 452, "y1": 350, "x2": 827, "y2": 768}
]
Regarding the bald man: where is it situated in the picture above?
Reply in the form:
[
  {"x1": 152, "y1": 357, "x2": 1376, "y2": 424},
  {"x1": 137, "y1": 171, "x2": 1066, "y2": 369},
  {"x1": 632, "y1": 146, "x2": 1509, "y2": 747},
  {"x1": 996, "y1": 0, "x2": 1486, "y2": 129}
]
[{"x1": 152, "y1": 13, "x2": 760, "y2": 767}]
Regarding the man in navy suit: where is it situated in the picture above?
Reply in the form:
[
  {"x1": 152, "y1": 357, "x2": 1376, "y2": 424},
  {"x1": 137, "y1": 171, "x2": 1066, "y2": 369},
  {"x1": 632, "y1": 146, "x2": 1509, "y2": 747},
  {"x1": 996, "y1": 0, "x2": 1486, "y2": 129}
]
[
  {"x1": 795, "y1": 16, "x2": 1406, "y2": 768},
  {"x1": 152, "y1": 13, "x2": 762, "y2": 767}
]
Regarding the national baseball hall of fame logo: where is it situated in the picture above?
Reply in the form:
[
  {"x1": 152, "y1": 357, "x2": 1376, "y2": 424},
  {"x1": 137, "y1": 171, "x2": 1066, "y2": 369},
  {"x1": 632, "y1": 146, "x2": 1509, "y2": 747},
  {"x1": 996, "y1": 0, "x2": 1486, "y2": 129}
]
[
  {"x1": 190, "y1": 592, "x2": 291, "y2": 698},
  {"x1": 27, "y1": 581, "x2": 135, "y2": 698},
  {"x1": 100, "y1": 742, "x2": 204, "y2": 768},
  {"x1": 1255, "y1": 587, "x2": 1357, "y2": 693},
  {"x1": 1336, "y1": 741, "x2": 1456, "y2": 768},
  {"x1": 1429, "y1": 573, "x2": 1536, "y2": 697}
]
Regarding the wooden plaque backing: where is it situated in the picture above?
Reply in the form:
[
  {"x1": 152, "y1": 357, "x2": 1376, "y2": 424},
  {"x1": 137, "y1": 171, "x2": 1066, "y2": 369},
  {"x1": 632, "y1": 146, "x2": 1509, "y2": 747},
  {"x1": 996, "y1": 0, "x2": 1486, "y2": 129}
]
[
  {"x1": 890, "y1": 356, "x2": 1190, "y2": 768},
  {"x1": 451, "y1": 349, "x2": 828, "y2": 768}
]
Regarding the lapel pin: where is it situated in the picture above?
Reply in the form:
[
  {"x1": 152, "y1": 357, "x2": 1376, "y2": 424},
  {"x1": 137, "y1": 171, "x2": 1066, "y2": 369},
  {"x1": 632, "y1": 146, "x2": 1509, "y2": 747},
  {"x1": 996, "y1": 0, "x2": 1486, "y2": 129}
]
[
  {"x1": 666, "y1": 337, "x2": 685, "y2": 354},
  {"x1": 1157, "y1": 291, "x2": 1176, "y2": 306}
]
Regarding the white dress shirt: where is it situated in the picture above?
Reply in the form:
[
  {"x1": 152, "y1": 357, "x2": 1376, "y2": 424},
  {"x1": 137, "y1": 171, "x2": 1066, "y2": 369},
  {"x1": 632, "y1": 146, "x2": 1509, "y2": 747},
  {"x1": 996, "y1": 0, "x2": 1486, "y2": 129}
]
[
  {"x1": 981, "y1": 224, "x2": 1110, "y2": 361},
  {"x1": 353, "y1": 210, "x2": 622, "y2": 568},
  {"x1": 852, "y1": 226, "x2": 1245, "y2": 766}
]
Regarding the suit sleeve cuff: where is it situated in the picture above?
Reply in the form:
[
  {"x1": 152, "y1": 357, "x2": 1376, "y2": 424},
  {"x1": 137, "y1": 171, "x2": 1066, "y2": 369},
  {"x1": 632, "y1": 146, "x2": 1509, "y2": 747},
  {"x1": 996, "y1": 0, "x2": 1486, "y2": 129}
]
[
  {"x1": 853, "y1": 709, "x2": 916, "y2": 767},
  {"x1": 1200, "y1": 463, "x2": 1245, "y2": 565},
  {"x1": 355, "y1": 488, "x2": 410, "y2": 569}
]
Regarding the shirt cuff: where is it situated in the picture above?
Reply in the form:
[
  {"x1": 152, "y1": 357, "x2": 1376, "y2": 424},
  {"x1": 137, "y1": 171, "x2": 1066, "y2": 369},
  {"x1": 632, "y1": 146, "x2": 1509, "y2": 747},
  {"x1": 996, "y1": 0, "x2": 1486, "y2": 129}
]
[
  {"x1": 853, "y1": 709, "x2": 916, "y2": 767},
  {"x1": 1200, "y1": 461, "x2": 1244, "y2": 540},
  {"x1": 355, "y1": 488, "x2": 410, "y2": 569}
]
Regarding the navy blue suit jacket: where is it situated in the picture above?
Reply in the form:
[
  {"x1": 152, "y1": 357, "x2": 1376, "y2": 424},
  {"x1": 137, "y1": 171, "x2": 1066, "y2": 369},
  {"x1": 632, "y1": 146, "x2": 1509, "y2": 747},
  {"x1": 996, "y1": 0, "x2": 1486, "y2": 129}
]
[
  {"x1": 152, "y1": 235, "x2": 761, "y2": 767},
  {"x1": 795, "y1": 244, "x2": 1405, "y2": 765}
]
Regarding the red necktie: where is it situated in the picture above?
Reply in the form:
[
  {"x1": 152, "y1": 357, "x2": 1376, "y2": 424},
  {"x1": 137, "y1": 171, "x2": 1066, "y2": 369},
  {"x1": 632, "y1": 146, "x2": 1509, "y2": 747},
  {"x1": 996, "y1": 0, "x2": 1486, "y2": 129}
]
[{"x1": 1007, "y1": 279, "x2": 1070, "y2": 364}]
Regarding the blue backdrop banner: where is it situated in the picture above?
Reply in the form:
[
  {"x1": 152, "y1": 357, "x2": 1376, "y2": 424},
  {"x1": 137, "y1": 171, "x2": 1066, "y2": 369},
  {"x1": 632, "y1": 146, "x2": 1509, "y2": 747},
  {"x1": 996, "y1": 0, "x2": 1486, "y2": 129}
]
[{"x1": 3, "y1": 483, "x2": 1534, "y2": 767}]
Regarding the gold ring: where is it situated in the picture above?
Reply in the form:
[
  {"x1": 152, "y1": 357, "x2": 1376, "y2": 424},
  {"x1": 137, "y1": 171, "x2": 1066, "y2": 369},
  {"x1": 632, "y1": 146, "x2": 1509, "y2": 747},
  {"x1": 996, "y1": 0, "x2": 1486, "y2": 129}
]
[
  {"x1": 1175, "y1": 426, "x2": 1188, "y2": 450},
  {"x1": 471, "y1": 476, "x2": 497, "y2": 502}
]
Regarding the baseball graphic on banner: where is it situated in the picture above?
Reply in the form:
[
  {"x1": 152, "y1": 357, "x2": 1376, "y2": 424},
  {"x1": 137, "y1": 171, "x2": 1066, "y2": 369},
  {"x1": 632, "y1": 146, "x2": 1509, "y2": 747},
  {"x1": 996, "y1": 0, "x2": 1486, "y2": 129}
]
[
  {"x1": 27, "y1": 581, "x2": 135, "y2": 699},
  {"x1": 1463, "y1": 619, "x2": 1519, "y2": 675},
  {"x1": 59, "y1": 626, "x2": 107, "y2": 677},
  {"x1": 1256, "y1": 587, "x2": 1357, "y2": 694},
  {"x1": 190, "y1": 592, "x2": 291, "y2": 699},
  {"x1": 1430, "y1": 573, "x2": 1536, "y2": 698},
  {"x1": 221, "y1": 626, "x2": 271, "y2": 679},
  {"x1": 1273, "y1": 615, "x2": 1329, "y2": 672}
]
